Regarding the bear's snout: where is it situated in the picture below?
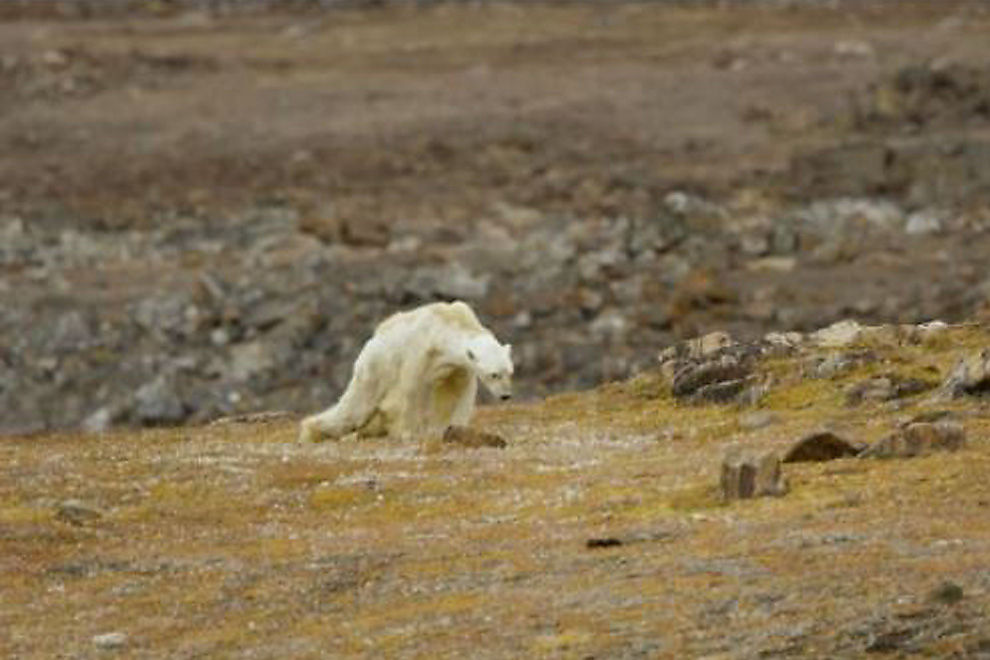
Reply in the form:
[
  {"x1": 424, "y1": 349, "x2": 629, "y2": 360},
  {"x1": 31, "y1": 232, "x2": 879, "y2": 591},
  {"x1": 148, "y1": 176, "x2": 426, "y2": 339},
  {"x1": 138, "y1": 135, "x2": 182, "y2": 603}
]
[{"x1": 500, "y1": 393, "x2": 511, "y2": 401}]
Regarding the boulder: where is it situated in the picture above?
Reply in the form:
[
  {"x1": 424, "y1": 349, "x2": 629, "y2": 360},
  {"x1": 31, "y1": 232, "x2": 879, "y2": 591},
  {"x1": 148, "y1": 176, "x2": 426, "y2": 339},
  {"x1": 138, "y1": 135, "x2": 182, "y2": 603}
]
[
  {"x1": 938, "y1": 349, "x2": 990, "y2": 399},
  {"x1": 720, "y1": 451, "x2": 788, "y2": 501},
  {"x1": 133, "y1": 374, "x2": 186, "y2": 426},
  {"x1": 810, "y1": 319, "x2": 864, "y2": 348},
  {"x1": 860, "y1": 421, "x2": 966, "y2": 459}
]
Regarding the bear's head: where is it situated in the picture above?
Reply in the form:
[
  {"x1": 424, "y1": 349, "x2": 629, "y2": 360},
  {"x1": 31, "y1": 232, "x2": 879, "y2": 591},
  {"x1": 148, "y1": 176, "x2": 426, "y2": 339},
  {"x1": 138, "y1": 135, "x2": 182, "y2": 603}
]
[{"x1": 465, "y1": 334, "x2": 514, "y2": 401}]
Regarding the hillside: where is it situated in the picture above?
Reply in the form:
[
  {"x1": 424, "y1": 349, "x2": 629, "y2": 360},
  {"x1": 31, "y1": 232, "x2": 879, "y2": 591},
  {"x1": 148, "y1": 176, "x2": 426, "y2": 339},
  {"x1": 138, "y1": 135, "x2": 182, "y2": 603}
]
[{"x1": 3, "y1": 321, "x2": 989, "y2": 657}]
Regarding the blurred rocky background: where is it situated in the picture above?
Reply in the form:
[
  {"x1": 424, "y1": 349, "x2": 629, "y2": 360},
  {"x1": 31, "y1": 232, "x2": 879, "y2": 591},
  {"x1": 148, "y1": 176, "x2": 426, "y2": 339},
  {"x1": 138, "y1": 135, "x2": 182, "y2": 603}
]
[{"x1": 2, "y1": 0, "x2": 990, "y2": 433}]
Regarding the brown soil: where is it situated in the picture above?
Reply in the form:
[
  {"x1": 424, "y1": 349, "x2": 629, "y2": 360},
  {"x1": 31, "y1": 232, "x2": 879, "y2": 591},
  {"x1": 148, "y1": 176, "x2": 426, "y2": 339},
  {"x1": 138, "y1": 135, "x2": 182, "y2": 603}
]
[{"x1": 2, "y1": 2, "x2": 988, "y2": 228}]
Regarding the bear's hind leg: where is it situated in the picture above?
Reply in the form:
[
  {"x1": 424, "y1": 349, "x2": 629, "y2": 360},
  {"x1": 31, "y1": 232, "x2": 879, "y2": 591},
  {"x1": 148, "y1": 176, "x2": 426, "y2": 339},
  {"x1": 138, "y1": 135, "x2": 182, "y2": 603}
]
[{"x1": 298, "y1": 387, "x2": 378, "y2": 443}]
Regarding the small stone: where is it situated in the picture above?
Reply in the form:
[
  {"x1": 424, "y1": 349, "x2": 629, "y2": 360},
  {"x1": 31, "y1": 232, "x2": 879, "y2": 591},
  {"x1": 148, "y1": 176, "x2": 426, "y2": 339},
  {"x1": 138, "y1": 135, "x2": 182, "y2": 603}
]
[
  {"x1": 745, "y1": 256, "x2": 796, "y2": 273},
  {"x1": 210, "y1": 327, "x2": 230, "y2": 347},
  {"x1": 92, "y1": 632, "x2": 127, "y2": 649},
  {"x1": 904, "y1": 211, "x2": 943, "y2": 236},
  {"x1": 443, "y1": 426, "x2": 507, "y2": 449},
  {"x1": 782, "y1": 431, "x2": 864, "y2": 463},
  {"x1": 834, "y1": 39, "x2": 875, "y2": 58},
  {"x1": 81, "y1": 407, "x2": 113, "y2": 433},
  {"x1": 808, "y1": 349, "x2": 877, "y2": 379},
  {"x1": 57, "y1": 500, "x2": 103, "y2": 526},
  {"x1": 228, "y1": 340, "x2": 277, "y2": 382},
  {"x1": 720, "y1": 451, "x2": 788, "y2": 501}
]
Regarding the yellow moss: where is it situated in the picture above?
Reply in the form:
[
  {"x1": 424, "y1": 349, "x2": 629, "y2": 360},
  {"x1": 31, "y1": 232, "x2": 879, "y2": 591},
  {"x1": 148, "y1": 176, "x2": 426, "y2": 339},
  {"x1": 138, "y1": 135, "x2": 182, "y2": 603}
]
[
  {"x1": 309, "y1": 485, "x2": 378, "y2": 512},
  {"x1": 269, "y1": 462, "x2": 345, "y2": 489},
  {"x1": 0, "y1": 500, "x2": 50, "y2": 525},
  {"x1": 666, "y1": 484, "x2": 724, "y2": 512},
  {"x1": 532, "y1": 629, "x2": 595, "y2": 653},
  {"x1": 760, "y1": 377, "x2": 841, "y2": 413}
]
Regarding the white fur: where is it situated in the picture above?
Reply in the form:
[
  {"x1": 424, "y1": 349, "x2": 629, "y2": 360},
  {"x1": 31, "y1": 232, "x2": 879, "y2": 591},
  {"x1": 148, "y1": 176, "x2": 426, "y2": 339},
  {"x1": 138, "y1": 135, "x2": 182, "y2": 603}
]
[{"x1": 299, "y1": 301, "x2": 513, "y2": 442}]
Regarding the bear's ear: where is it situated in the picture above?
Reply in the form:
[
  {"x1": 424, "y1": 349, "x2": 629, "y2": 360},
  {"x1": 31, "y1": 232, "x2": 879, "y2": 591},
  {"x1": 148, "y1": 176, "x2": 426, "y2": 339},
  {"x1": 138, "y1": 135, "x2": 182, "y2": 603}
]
[{"x1": 466, "y1": 349, "x2": 476, "y2": 362}]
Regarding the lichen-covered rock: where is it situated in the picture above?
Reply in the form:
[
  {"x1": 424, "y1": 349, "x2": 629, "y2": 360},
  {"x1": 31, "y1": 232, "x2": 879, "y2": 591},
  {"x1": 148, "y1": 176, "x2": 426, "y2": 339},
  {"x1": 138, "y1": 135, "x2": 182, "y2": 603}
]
[
  {"x1": 844, "y1": 374, "x2": 935, "y2": 406},
  {"x1": 860, "y1": 421, "x2": 966, "y2": 459},
  {"x1": 671, "y1": 355, "x2": 752, "y2": 403},
  {"x1": 937, "y1": 349, "x2": 990, "y2": 399},
  {"x1": 810, "y1": 319, "x2": 864, "y2": 348},
  {"x1": 720, "y1": 451, "x2": 788, "y2": 500}
]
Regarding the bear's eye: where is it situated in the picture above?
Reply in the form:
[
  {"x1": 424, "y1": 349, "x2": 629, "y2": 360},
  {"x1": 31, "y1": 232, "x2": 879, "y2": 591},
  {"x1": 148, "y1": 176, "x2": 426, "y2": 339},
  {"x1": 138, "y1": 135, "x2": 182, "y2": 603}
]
[{"x1": 489, "y1": 373, "x2": 500, "y2": 379}]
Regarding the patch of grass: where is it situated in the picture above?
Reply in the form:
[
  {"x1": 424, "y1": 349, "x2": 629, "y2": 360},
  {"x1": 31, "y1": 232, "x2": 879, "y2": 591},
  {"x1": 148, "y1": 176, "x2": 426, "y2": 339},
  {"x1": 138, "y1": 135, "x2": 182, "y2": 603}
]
[
  {"x1": 761, "y1": 377, "x2": 842, "y2": 413},
  {"x1": 666, "y1": 484, "x2": 724, "y2": 512},
  {"x1": 269, "y1": 461, "x2": 346, "y2": 489},
  {"x1": 0, "y1": 500, "x2": 51, "y2": 525},
  {"x1": 309, "y1": 484, "x2": 379, "y2": 513}
]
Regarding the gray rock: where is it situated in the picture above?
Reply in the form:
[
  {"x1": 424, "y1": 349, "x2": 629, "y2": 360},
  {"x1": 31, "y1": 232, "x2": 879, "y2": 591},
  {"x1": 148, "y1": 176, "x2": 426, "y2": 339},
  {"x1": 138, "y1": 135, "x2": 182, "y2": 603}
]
[
  {"x1": 228, "y1": 340, "x2": 277, "y2": 382},
  {"x1": 807, "y1": 349, "x2": 877, "y2": 379},
  {"x1": 745, "y1": 256, "x2": 797, "y2": 273},
  {"x1": 664, "y1": 191, "x2": 726, "y2": 219},
  {"x1": 57, "y1": 499, "x2": 103, "y2": 525},
  {"x1": 672, "y1": 355, "x2": 751, "y2": 401},
  {"x1": 241, "y1": 297, "x2": 297, "y2": 332},
  {"x1": 686, "y1": 331, "x2": 734, "y2": 359},
  {"x1": 132, "y1": 293, "x2": 192, "y2": 337},
  {"x1": 210, "y1": 327, "x2": 231, "y2": 347},
  {"x1": 720, "y1": 451, "x2": 788, "y2": 501},
  {"x1": 845, "y1": 374, "x2": 934, "y2": 405},
  {"x1": 938, "y1": 349, "x2": 990, "y2": 399},
  {"x1": 133, "y1": 375, "x2": 186, "y2": 426},
  {"x1": 49, "y1": 310, "x2": 92, "y2": 352},
  {"x1": 589, "y1": 309, "x2": 629, "y2": 343},
  {"x1": 810, "y1": 319, "x2": 864, "y2": 348},
  {"x1": 904, "y1": 210, "x2": 944, "y2": 236},
  {"x1": 763, "y1": 331, "x2": 804, "y2": 352},
  {"x1": 81, "y1": 407, "x2": 113, "y2": 433}
]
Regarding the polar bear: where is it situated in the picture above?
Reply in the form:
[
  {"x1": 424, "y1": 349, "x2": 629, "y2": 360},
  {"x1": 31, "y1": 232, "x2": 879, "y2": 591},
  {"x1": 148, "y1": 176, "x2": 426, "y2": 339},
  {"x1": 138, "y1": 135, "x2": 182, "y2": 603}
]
[{"x1": 299, "y1": 300, "x2": 513, "y2": 443}]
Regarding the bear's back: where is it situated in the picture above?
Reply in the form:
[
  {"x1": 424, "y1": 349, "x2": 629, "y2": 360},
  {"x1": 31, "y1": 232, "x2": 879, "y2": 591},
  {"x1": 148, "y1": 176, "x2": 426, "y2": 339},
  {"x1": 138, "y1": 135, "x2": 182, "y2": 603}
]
[{"x1": 375, "y1": 301, "x2": 484, "y2": 338}]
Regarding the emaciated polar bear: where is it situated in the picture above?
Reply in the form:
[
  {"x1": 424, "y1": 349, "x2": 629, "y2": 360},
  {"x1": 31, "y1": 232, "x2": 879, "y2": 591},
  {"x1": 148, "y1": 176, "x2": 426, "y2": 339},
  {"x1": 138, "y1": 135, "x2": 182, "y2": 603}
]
[{"x1": 299, "y1": 301, "x2": 513, "y2": 442}]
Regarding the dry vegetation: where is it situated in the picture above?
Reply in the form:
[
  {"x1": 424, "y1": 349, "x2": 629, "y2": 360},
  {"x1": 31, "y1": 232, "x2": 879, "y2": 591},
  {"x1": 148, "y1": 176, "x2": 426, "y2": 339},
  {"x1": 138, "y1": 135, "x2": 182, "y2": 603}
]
[{"x1": 3, "y1": 324, "x2": 990, "y2": 658}]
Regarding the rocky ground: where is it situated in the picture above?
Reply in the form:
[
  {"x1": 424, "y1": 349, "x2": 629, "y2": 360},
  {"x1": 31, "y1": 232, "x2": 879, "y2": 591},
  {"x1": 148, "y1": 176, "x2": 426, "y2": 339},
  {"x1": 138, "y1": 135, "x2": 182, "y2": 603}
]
[
  {"x1": 3, "y1": 1, "x2": 990, "y2": 433},
  {"x1": 2, "y1": 320, "x2": 989, "y2": 657},
  {"x1": 3, "y1": 5, "x2": 990, "y2": 656}
]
